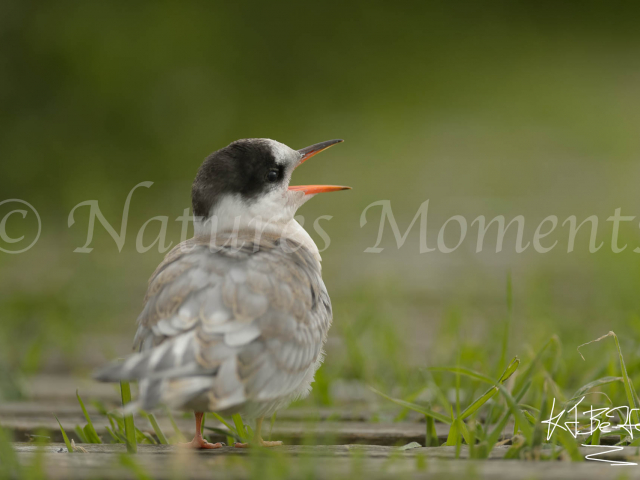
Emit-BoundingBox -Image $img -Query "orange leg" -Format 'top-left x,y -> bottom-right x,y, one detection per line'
180,412 -> 222,449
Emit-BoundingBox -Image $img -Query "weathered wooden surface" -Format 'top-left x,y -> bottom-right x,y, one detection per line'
3,415 -> 445,446
1,375 -> 451,445
0,400 -> 392,423
9,443 -> 640,479
3,374 -> 635,479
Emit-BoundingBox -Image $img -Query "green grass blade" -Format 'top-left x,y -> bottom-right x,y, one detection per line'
146,413 -> 168,445
459,387 -> 499,421
562,376 -> 622,410
140,411 -> 168,445
497,271 -> 512,375
231,414 -> 248,442
457,418 -> 472,445
206,413 -> 243,443
427,366 -> 495,385
90,400 -> 108,416
522,410 -> 536,425
446,406 -> 459,449
428,357 -> 519,388
568,376 -> 622,400
447,361 -> 466,449
518,404 -> 540,414
107,412 -> 125,434
422,373 -> 453,416
486,380 -> 531,450
120,381 -> 137,453
210,412 -> 236,434
119,454 -> 153,480
394,387 -> 427,421
268,412 -> 276,441
0,426 -> 21,477
369,386 -> 451,424
203,426 -> 243,442
530,386 -> 550,449
74,425 -> 88,444
164,408 -> 187,443
83,424 -> 102,444
611,333 -> 638,423
513,336 -> 558,396
445,412 -> 473,446
104,425 -> 124,444
54,416 -> 74,453
443,357 -> 521,449
499,357 -> 520,382
577,331 -> 640,424
136,429 -> 157,445
442,357 -> 521,443
495,383 -> 532,440
76,390 -> 101,444
555,428 -> 583,461
425,415 -> 437,446
459,359 -> 520,421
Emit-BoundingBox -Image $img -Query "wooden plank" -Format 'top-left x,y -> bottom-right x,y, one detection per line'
0,401 -> 393,422
6,443 -> 640,480
13,442 -> 640,461
2,417 -> 449,445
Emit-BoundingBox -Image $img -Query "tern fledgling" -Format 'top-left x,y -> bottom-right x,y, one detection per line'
95,138 -> 349,448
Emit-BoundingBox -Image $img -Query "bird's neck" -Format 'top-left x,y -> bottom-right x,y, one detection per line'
192,192 -> 322,267
194,217 -> 321,267
279,218 -> 322,266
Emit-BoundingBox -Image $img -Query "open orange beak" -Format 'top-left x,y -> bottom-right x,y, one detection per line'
288,139 -> 351,195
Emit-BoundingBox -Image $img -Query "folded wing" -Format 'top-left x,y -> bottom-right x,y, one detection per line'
94,235 -> 332,412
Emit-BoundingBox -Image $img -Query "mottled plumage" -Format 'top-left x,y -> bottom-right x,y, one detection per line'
95,138 -> 348,447
96,233 -> 332,418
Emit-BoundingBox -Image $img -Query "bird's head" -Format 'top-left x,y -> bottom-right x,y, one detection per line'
192,138 -> 349,236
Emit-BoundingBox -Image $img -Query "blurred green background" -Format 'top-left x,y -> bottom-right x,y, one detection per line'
2,1 -> 640,401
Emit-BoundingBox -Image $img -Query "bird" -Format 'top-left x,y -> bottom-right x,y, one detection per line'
94,138 -> 350,449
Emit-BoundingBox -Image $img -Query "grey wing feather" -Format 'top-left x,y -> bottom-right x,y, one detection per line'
94,235 -> 332,412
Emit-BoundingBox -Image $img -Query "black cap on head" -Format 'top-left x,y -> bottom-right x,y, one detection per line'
191,139 -> 289,218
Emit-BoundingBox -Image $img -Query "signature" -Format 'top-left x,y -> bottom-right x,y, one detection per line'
542,397 -> 639,465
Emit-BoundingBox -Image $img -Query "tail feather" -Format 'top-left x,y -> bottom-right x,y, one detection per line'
161,377 -> 213,409
93,332 -> 204,382
138,378 -> 164,411
93,332 -> 217,412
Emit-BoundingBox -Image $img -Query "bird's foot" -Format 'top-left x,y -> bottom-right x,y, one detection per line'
259,440 -> 283,447
180,436 -> 223,449
234,439 -> 283,448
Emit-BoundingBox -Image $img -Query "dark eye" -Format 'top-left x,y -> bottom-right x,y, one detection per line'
266,169 -> 279,182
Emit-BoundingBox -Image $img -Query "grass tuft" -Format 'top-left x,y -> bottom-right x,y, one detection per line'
119,381 -> 137,453
54,416 -> 74,453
